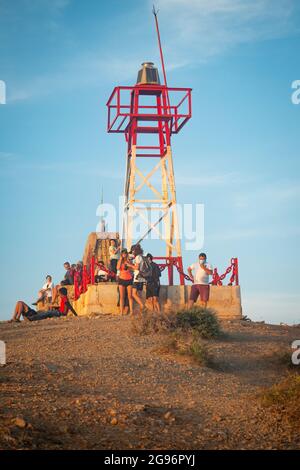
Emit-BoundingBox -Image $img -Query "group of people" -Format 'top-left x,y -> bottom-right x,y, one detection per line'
116,244 -> 162,315
9,260 -> 82,323
9,235 -> 213,321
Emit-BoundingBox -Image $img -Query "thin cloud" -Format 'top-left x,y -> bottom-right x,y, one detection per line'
8,55 -> 140,103
234,180 -> 300,208
176,171 -> 239,186
0,152 -> 17,161
6,0 -> 300,102
244,291 -> 300,324
154,0 -> 299,67
210,224 -> 300,241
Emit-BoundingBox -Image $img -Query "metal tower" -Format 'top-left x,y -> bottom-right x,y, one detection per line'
106,12 -> 192,285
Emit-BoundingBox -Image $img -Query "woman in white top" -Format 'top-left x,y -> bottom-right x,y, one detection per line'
32,275 -> 54,306
126,244 -> 146,313
109,239 -> 120,274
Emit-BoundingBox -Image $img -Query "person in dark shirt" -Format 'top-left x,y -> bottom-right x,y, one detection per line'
52,262 -> 74,304
9,287 -> 77,322
61,262 -> 75,286
146,253 -> 161,313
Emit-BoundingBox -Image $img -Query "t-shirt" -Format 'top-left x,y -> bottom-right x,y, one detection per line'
65,269 -> 74,284
150,262 -> 161,285
97,269 -> 108,277
189,261 -> 213,285
42,281 -> 54,298
59,295 -> 68,314
133,254 -> 146,283
109,245 -> 119,260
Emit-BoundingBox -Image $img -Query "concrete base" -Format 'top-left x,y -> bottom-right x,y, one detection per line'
73,284 -> 242,320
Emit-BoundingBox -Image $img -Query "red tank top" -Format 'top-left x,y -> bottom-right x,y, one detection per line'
119,261 -> 133,281
59,295 -> 68,314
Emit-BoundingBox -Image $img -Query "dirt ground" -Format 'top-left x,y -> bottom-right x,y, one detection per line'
0,314 -> 299,450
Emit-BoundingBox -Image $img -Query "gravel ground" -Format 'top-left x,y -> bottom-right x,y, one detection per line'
0,315 -> 299,450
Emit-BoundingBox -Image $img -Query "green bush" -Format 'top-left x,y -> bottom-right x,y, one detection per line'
175,307 -> 221,339
188,337 -> 212,366
159,331 -> 213,367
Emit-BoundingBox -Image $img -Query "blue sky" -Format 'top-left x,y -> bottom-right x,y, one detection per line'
0,0 -> 299,323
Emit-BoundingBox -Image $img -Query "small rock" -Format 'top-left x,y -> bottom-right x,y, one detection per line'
110,417 -> 118,425
108,408 -> 117,417
212,415 -> 222,422
12,417 -> 26,429
164,411 -> 172,420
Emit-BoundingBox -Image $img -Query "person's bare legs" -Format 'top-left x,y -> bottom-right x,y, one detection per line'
51,285 -> 61,305
188,300 -> 195,309
153,297 -> 161,313
127,286 -> 133,315
119,285 -> 125,315
10,301 -> 29,321
145,297 -> 152,311
132,288 -> 144,313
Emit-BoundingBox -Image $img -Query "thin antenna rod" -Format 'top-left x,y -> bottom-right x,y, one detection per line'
152,5 -> 168,87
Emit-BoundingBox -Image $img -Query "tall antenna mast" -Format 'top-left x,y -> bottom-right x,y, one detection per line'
152,5 -> 168,87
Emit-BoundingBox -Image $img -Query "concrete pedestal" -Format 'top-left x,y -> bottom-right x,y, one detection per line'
73,284 -> 242,320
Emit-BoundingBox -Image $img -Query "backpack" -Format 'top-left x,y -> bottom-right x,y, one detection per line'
151,262 -> 161,283
139,256 -> 153,279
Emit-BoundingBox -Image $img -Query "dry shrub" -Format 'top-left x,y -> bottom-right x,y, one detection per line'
261,374 -> 300,427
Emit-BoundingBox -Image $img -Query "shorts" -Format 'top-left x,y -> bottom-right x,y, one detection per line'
190,284 -> 210,302
61,280 -> 72,286
133,282 -> 144,292
118,278 -> 133,288
23,308 -> 37,320
24,308 -> 62,321
146,282 -> 160,299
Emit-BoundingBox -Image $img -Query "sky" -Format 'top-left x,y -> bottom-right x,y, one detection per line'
0,0 -> 299,324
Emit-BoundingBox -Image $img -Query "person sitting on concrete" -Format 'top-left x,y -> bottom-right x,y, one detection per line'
145,253 -> 161,313
10,287 -> 77,322
75,261 -> 83,284
187,253 -> 213,309
117,249 -> 133,315
32,275 -> 54,306
95,259 -> 108,282
52,262 -> 74,304
109,239 -> 120,274
61,262 -> 75,286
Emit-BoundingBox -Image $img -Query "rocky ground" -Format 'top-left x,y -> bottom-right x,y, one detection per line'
0,314 -> 299,450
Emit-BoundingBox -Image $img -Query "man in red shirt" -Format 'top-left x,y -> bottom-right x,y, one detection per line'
9,288 -> 77,322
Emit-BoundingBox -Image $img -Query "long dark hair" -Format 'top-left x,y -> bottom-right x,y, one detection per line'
133,243 -> 143,256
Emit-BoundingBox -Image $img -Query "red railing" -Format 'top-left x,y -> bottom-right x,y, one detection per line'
73,256 -> 239,300
153,256 -> 190,286
106,85 -> 192,135
73,257 -> 116,300
211,258 -> 239,286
